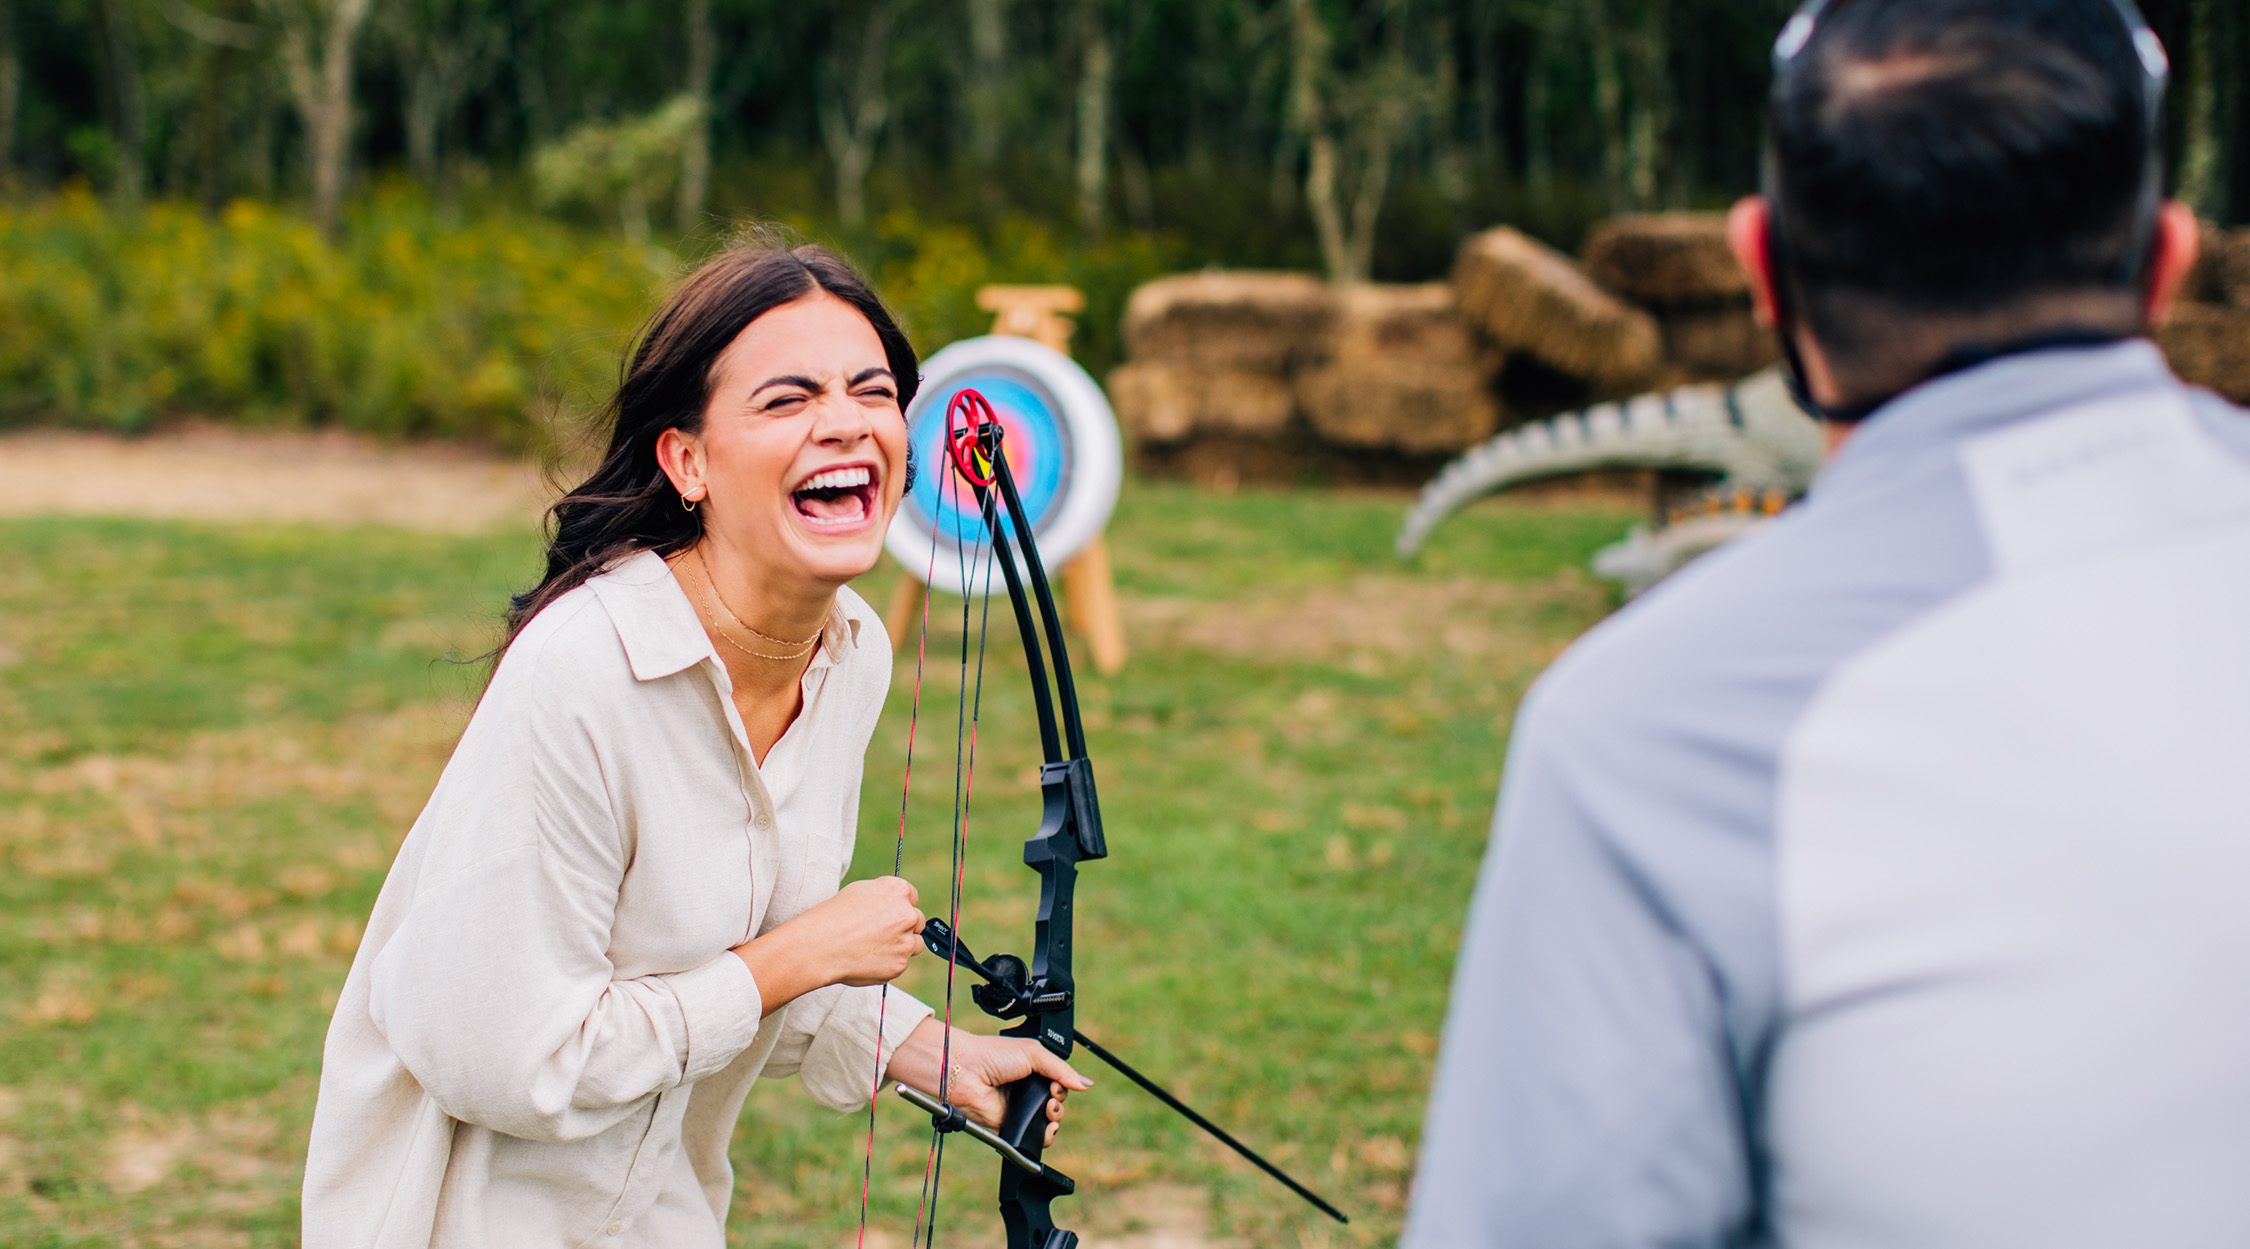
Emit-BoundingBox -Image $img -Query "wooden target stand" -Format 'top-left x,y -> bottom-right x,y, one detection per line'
882,285 -> 1129,674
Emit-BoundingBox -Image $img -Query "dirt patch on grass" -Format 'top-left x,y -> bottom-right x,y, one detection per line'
0,427 -> 551,532
105,1104 -> 283,1195
1078,1182 -> 1238,1249
843,1183 -> 1232,1249
1123,572 -> 1607,671
0,705 -> 465,1243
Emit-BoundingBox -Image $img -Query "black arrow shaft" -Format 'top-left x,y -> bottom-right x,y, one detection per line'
1067,1029 -> 1349,1225
921,917 -> 1348,1225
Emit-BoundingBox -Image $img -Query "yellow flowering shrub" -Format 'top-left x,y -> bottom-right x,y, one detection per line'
0,187 -> 1179,447
0,187 -> 661,447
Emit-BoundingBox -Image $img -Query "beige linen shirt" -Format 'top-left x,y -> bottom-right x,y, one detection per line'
303,550 -> 932,1249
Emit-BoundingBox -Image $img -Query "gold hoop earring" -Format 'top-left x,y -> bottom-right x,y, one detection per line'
682,494 -> 699,513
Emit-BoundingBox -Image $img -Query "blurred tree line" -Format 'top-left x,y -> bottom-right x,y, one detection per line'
2,0 -> 2242,282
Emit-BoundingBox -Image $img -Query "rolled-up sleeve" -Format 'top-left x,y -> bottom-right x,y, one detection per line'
762,983 -> 933,1110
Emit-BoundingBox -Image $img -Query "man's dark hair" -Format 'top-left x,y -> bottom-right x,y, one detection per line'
1770,0 -> 2157,356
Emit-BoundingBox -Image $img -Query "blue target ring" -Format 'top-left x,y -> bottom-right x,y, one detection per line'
905,369 -> 1072,547
886,336 -> 1122,597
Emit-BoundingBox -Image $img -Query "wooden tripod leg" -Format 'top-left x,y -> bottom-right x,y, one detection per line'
1062,535 -> 1127,675
884,574 -> 928,651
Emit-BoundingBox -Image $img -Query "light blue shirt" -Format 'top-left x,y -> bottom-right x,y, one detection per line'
1406,341 -> 2250,1248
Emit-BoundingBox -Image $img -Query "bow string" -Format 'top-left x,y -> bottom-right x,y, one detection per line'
863,389 -> 1348,1249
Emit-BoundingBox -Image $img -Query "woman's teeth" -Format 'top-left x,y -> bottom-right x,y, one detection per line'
799,466 -> 872,492
793,466 -> 875,526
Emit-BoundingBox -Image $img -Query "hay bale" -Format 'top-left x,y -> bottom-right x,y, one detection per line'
1453,227 -> 1663,391
1107,362 -> 1296,444
1583,213 -> 1748,306
1120,272 -> 1337,373
2177,220 -> 2231,303
1658,305 -> 1779,380
1297,363 -> 1501,453
2206,227 -> 2250,311
1294,284 -> 1502,453
1321,281 -> 1498,369
2157,302 -> 2250,403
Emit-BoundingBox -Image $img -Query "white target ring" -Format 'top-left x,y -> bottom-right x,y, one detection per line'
885,335 -> 1123,596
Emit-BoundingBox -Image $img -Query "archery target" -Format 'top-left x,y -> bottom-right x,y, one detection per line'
887,335 -> 1122,596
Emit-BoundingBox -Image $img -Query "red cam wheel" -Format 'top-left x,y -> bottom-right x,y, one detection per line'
945,389 -> 999,488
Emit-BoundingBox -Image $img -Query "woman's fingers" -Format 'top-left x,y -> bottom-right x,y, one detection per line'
1039,1085 -> 1066,1144
802,876 -> 929,986
1024,1044 -> 1093,1093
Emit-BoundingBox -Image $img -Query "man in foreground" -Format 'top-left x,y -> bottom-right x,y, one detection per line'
1407,1 -> 2250,1244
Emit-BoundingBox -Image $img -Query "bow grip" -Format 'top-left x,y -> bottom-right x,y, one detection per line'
997,1073 -> 1051,1156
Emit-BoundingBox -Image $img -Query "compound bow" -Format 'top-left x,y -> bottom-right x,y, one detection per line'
872,389 -> 1348,1249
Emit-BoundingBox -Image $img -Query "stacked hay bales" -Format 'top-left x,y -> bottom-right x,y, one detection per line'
1452,226 -> 1663,393
1106,210 -> 2250,483
1108,272 -> 1513,483
1582,213 -> 1778,382
1294,283 -> 1504,453
2160,225 -> 2250,404
1107,226 -> 1744,483
1106,273 -> 1332,473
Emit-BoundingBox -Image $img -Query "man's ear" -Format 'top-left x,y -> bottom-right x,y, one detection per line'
1728,196 -> 1781,329
2144,200 -> 2203,328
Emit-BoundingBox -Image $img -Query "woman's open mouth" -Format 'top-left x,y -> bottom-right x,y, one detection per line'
791,464 -> 878,531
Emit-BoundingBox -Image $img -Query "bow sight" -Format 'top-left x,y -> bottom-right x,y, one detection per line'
896,390 -> 1345,1249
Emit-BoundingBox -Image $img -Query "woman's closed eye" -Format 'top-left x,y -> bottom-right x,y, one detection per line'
749,375 -> 822,414
847,368 -> 896,405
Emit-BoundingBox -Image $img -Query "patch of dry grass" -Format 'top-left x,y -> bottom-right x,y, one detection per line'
0,703 -> 464,1246
0,492 -> 1633,1248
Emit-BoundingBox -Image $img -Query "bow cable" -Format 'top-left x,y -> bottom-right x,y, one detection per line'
857,438 -> 952,1249
864,402 -> 1006,1249
916,460 -> 999,1249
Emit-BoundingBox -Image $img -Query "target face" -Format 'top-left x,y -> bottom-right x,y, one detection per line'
887,336 -> 1122,596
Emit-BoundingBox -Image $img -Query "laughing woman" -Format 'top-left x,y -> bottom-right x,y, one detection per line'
303,242 -> 1089,1249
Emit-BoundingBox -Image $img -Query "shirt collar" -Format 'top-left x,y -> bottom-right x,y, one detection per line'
1813,338 -> 2183,505
587,548 -> 862,683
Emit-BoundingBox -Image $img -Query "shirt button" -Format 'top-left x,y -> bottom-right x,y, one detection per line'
606,1224 -> 623,1236
754,810 -> 773,830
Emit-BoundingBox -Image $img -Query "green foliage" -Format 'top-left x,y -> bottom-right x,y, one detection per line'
533,95 -> 704,245
0,187 -> 662,445
839,208 -> 1185,378
0,190 -> 1178,439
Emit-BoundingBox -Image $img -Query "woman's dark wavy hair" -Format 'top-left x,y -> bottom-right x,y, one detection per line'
502,236 -> 919,653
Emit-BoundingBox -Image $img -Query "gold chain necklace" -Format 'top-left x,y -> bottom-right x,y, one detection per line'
690,550 -> 822,663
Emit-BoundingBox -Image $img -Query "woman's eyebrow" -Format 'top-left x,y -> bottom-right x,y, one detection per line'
747,374 -> 823,399
848,367 -> 895,387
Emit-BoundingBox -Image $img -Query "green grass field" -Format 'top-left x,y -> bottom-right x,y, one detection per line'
0,484 -> 1635,1248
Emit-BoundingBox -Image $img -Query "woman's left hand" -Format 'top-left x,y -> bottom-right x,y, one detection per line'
889,1019 -> 1093,1148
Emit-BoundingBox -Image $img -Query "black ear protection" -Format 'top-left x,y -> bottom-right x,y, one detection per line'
1760,0 -> 2171,421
